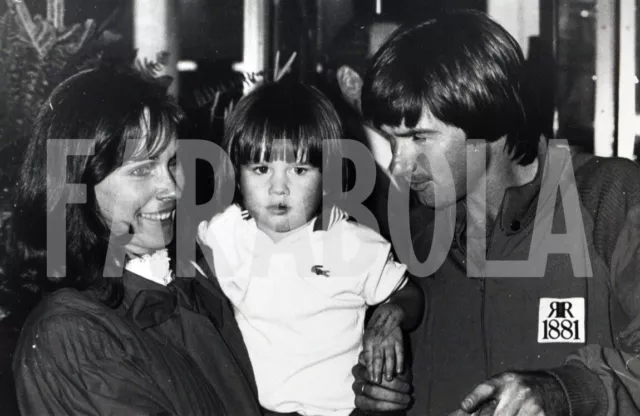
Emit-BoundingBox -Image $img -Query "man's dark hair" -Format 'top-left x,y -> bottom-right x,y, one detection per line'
362,10 -> 540,165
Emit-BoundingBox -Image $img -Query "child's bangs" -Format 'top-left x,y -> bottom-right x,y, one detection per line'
233,120 -> 324,167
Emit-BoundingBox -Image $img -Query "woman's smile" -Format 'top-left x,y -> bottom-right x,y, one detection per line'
139,209 -> 175,221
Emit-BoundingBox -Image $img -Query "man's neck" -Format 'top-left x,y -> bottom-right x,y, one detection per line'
466,139 -> 540,233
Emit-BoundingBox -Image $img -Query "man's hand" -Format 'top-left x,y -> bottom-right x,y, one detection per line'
363,303 -> 405,384
457,371 -> 567,416
352,352 -> 412,413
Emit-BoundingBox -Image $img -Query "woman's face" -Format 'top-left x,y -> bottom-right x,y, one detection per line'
95,137 -> 184,256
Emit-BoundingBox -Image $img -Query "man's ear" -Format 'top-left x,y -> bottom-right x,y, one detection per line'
336,65 -> 363,108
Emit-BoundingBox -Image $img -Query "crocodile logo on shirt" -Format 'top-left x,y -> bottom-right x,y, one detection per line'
311,265 -> 330,277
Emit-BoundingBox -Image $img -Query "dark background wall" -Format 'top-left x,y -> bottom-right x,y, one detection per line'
179,0 -> 243,61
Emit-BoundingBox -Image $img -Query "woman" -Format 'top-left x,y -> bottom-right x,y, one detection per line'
1,65 -> 262,415
1,64 -> 411,416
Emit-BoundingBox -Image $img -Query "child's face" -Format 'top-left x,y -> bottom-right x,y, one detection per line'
240,160 -> 322,241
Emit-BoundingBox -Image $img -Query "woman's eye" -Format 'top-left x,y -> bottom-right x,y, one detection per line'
168,156 -> 179,170
130,164 -> 152,177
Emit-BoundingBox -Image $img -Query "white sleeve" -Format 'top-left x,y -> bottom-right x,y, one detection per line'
327,221 -> 408,305
363,242 -> 408,305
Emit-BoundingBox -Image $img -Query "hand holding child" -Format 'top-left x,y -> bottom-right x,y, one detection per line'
363,303 -> 406,384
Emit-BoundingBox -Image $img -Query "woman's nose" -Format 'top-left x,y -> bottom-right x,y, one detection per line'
156,167 -> 183,200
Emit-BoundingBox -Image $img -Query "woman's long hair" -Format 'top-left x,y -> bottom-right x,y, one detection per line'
0,65 -> 183,324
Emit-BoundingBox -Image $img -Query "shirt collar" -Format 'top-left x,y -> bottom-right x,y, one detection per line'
496,139 -> 576,235
497,147 -> 545,234
124,249 -> 173,286
119,253 -> 226,330
312,206 -> 350,232
121,267 -> 175,313
450,139 -> 570,239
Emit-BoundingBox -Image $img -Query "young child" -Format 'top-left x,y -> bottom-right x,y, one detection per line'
198,82 -> 423,416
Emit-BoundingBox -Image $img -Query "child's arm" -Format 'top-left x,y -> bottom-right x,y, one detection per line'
383,276 -> 424,331
363,276 -> 424,384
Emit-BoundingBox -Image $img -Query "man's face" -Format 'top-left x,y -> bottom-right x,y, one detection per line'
381,109 -> 485,209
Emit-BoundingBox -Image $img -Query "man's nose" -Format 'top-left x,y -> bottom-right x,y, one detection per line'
390,144 -> 417,179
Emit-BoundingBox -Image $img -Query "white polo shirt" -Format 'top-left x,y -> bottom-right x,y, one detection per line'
199,205 -> 407,416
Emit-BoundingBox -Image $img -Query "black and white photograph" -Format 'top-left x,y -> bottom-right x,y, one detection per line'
1,0 -> 639,415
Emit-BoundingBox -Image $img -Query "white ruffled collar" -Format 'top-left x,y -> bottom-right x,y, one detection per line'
125,249 -> 174,286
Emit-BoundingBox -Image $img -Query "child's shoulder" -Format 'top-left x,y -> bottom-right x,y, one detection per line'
328,216 -> 390,246
198,204 -> 245,246
317,206 -> 389,244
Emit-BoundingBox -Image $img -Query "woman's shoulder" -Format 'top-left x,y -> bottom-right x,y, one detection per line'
24,288 -> 108,325
16,289 -> 125,357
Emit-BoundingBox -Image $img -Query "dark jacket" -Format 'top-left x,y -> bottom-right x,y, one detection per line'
13,260 -> 262,416
407,144 -> 640,416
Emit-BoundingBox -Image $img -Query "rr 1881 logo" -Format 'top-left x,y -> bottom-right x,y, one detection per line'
537,298 -> 585,343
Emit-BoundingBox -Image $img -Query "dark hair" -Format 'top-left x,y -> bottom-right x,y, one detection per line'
222,81 -> 343,204
362,10 -> 540,165
0,65 -> 183,322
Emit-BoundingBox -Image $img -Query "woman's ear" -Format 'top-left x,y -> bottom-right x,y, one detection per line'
336,65 -> 363,110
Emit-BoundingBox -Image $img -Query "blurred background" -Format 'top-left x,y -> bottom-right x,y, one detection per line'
0,2 -> 638,411
0,0 -> 638,207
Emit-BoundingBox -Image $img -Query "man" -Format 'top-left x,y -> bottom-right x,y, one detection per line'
354,10 -> 640,416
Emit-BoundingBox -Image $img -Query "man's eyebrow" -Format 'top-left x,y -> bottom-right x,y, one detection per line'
393,128 -> 440,137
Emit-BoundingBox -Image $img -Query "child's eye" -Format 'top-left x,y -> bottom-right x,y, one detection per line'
293,166 -> 308,175
252,166 -> 269,174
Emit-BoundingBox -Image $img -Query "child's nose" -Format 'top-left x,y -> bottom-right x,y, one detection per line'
268,174 -> 290,195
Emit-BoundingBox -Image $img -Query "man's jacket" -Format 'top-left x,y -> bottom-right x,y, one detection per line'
406,144 -> 640,416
